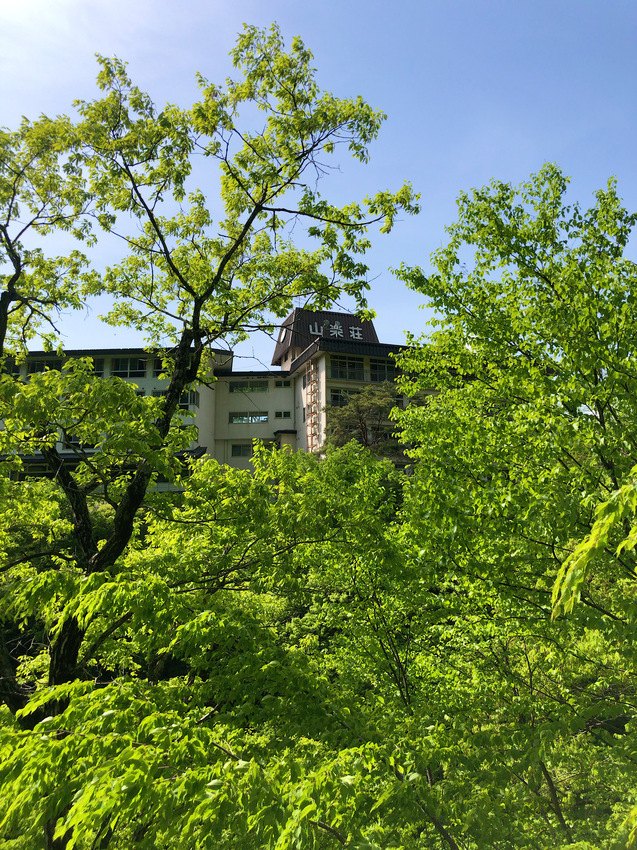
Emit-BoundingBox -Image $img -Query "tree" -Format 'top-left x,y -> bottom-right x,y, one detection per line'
8,54 -> 637,846
323,380 -> 404,457
1,443 -> 415,848
389,164 -> 637,847
0,25 -> 419,849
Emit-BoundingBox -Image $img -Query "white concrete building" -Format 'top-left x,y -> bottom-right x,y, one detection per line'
11,310 -> 404,469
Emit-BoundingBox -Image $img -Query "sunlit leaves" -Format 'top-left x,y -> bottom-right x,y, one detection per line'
391,165 -> 637,848
0,24 -> 427,850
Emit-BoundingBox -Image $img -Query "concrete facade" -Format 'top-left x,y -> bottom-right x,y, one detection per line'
11,310 -> 403,468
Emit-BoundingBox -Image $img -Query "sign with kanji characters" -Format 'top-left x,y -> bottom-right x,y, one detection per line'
308,320 -> 364,340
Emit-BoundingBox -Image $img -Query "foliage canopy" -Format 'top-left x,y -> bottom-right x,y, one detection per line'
0,24 -> 421,849
393,163 -> 637,848
2,29 -> 637,846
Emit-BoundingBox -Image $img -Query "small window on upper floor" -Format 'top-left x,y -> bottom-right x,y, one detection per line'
179,390 -> 200,409
275,379 -> 291,387
370,358 -> 397,383
111,357 -> 147,378
330,388 -> 358,407
330,355 -> 364,382
152,389 -> 200,409
6,359 -> 21,377
27,359 -> 63,374
153,355 -> 194,378
275,410 -> 291,419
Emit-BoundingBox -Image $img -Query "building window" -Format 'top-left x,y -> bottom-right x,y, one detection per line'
302,375 -> 307,389
179,390 -> 200,409
275,410 -> 291,419
370,358 -> 397,383
92,358 -> 105,377
231,444 -> 253,458
229,411 -> 268,424
152,389 -> 200,409
330,388 -> 357,407
154,355 -> 195,377
229,380 -> 268,393
330,355 -> 364,381
275,379 -> 291,387
111,357 -> 147,378
302,407 -> 306,422
27,359 -> 63,374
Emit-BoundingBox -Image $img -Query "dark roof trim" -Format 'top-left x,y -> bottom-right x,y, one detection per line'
289,339 -> 404,374
220,370 -> 286,378
16,347 -> 229,358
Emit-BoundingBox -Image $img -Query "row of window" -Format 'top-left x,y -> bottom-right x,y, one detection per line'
20,360 -> 298,389
330,356 -> 397,382
86,387 -> 200,409
228,378 -> 291,392
24,357 -> 149,378
330,388 -> 353,407
16,357 -> 155,379
19,356 -> 200,380
16,357 -> 395,385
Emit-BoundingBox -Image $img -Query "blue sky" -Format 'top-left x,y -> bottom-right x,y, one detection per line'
2,0 -> 636,366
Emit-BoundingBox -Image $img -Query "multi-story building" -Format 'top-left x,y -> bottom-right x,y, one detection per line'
9,309 -> 404,469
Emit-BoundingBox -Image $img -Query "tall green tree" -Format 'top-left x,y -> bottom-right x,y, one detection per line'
390,164 -> 637,847
324,381 -> 404,457
0,25 -> 419,849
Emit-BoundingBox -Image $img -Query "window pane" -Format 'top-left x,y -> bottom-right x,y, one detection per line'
129,358 -> 147,378
229,380 -> 268,392
231,444 -> 252,457
27,359 -> 62,374
370,359 -> 397,382
178,390 -> 200,409
330,355 -> 364,381
112,357 -> 147,378
330,388 -> 351,407
229,412 -> 268,424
